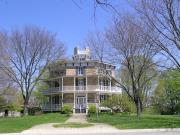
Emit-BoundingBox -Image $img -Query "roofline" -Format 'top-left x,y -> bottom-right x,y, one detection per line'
53,59 -> 115,66
49,59 -> 116,67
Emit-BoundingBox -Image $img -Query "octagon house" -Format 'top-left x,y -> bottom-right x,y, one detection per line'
42,47 -> 122,114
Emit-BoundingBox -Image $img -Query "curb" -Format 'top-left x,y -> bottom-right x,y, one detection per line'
118,128 -> 180,132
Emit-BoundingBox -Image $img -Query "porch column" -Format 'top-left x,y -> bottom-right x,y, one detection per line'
110,78 -> 112,101
61,77 -> 64,109
73,77 -> 75,114
51,82 -> 52,112
98,76 -> 99,87
110,78 -> 112,91
98,76 -> 100,111
59,79 -> 61,111
86,76 -> 88,114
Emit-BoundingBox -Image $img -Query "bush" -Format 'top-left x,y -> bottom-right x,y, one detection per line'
175,102 -> 180,114
1,104 -> 16,111
88,105 -> 96,114
143,106 -> 159,114
101,95 -> 136,114
61,105 -> 72,115
28,107 -> 42,115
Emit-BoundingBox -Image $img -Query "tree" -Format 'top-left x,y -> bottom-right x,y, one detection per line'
32,71 -> 49,108
84,31 -> 109,62
106,15 -> 158,117
0,96 -> 6,110
94,0 -> 180,70
0,87 -> 23,112
102,94 -> 135,114
0,32 -> 12,95
0,26 -> 65,115
154,70 -> 180,114
135,0 -> 180,70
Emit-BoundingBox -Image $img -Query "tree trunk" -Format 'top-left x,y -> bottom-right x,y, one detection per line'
23,99 -> 29,116
140,99 -> 143,113
135,98 -> 142,118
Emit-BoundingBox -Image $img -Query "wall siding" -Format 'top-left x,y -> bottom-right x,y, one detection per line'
86,68 -> 98,75
66,69 -> 76,76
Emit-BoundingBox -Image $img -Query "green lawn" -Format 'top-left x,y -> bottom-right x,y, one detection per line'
88,113 -> 180,129
0,113 -> 69,133
53,123 -> 93,128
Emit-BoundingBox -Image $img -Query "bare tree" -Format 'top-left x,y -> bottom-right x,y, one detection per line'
134,0 -> 180,69
84,31 -> 108,62
0,26 -> 65,115
106,15 -> 158,117
0,70 -> 11,95
0,32 -> 11,95
95,0 -> 180,70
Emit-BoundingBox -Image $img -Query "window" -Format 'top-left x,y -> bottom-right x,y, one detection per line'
55,82 -> 59,87
78,79 -> 84,86
99,79 -> 104,86
106,70 -> 112,75
100,95 -> 108,102
77,67 -> 84,75
52,96 -> 59,104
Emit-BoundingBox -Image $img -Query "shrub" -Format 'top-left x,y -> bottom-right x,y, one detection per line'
61,105 -> 72,115
88,105 -> 96,114
143,106 -> 159,114
28,107 -> 42,115
102,95 -> 136,114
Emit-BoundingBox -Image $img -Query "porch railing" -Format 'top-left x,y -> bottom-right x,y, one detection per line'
43,85 -> 122,95
88,99 -> 96,103
42,104 -> 61,111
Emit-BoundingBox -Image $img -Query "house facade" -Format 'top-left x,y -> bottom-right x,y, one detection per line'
42,47 -> 121,114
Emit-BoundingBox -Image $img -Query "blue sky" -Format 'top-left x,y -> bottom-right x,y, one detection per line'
0,0 -> 132,57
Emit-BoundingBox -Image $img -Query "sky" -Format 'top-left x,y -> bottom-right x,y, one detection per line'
0,0 -> 132,57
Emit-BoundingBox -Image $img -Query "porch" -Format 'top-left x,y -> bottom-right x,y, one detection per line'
42,93 -> 109,113
42,85 -> 121,95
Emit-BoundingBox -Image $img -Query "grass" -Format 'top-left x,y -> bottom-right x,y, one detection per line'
87,113 -> 180,129
53,123 -> 93,128
0,113 -> 69,133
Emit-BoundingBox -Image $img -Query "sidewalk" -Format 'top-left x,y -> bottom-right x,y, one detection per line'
65,113 -> 88,123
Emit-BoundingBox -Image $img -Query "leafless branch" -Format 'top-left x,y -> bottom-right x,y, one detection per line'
0,26 -> 65,115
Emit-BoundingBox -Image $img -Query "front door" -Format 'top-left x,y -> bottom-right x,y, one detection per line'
76,96 -> 86,113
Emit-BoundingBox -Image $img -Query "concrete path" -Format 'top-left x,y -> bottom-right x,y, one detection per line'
65,113 -> 88,123
21,123 -> 121,134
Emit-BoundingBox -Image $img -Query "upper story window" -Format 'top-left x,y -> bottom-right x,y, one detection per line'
55,82 -> 59,87
78,79 -> 85,86
99,69 -> 104,74
77,67 -> 84,76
